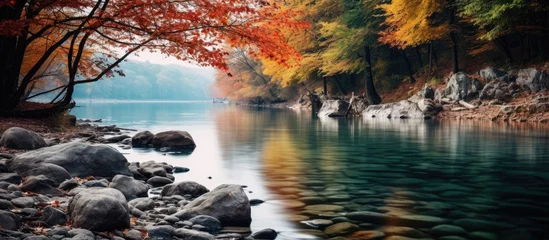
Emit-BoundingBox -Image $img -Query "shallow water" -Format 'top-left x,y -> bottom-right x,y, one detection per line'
72,101 -> 549,240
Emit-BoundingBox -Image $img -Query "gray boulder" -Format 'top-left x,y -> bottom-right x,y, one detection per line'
152,131 -> 196,149
174,228 -> 214,240
128,197 -> 155,211
479,67 -> 508,81
131,131 -> 155,147
0,209 -> 21,230
0,127 -> 46,150
173,184 -> 251,226
147,176 -> 174,187
68,188 -> 130,231
188,215 -> 222,234
362,100 -> 434,119
0,173 -> 22,184
516,68 -> 549,92
444,72 -> 471,100
110,175 -> 150,200
8,142 -> 131,178
17,163 -> 71,186
40,205 -> 67,226
317,100 -> 350,117
423,86 -> 435,100
139,161 -> 168,177
20,175 -> 63,196
161,181 -> 209,198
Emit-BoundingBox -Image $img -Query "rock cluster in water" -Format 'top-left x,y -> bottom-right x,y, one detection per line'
0,127 -> 274,240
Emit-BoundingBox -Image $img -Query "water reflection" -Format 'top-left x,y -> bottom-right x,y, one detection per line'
72,102 -> 549,239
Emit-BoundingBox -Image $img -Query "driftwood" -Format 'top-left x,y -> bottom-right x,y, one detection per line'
344,92 -> 356,117
458,100 -> 477,109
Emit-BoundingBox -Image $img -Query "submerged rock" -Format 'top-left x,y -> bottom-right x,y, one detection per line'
9,142 -> 131,178
324,222 -> 359,237
0,127 -> 46,150
173,184 -> 251,226
68,188 -> 130,231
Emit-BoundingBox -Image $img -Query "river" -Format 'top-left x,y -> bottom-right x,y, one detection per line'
71,100 -> 549,240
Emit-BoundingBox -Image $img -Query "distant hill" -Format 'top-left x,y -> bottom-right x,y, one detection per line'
73,60 -> 215,100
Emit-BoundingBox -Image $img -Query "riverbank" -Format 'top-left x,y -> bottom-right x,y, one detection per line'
0,124 -> 276,240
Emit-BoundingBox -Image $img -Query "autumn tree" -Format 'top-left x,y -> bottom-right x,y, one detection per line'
0,0 -> 300,116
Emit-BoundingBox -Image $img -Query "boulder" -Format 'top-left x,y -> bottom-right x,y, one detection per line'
128,197 -> 155,211
8,142 -> 131,178
40,205 -> 67,226
324,222 -> 359,237
59,179 -> 79,191
317,100 -> 350,117
188,215 -> 222,234
0,209 -> 21,230
0,127 -> 46,150
139,161 -> 168,178
17,163 -> 71,186
20,175 -> 64,196
444,72 -> 471,100
0,173 -> 22,184
110,175 -> 150,200
68,188 -> 130,231
173,228 -> 214,240
161,181 -> 209,198
147,176 -> 174,187
516,68 -> 549,92
101,135 -> 131,144
152,131 -> 196,149
131,131 -> 155,147
173,184 -> 251,226
423,86 -> 435,100
251,229 -> 277,240
362,100 -> 434,119
479,67 -> 508,81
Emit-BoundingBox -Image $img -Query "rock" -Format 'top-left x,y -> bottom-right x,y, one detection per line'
251,228 -> 277,240
146,225 -> 175,239
362,100 -> 433,119
346,211 -> 390,224
431,224 -> 468,237
249,199 -> 264,205
152,131 -> 196,149
174,166 -> 190,173
0,173 -> 22,184
110,175 -> 149,200
128,197 -> 155,211
423,86 -> 435,100
9,142 -> 131,178
71,233 -> 95,240
304,204 -> 344,212
479,67 -> 508,81
395,215 -> 448,228
20,163 -> 72,186
453,218 -> 515,232
11,197 -> 35,208
189,215 -> 222,234
102,135 -> 131,143
0,127 -> 47,150
68,188 -> 130,231
324,222 -> 359,237
24,236 -> 51,240
40,205 -> 67,226
125,229 -> 143,240
20,175 -> 64,196
417,99 -> 442,116
139,161 -> 168,177
469,231 -> 497,240
82,179 -> 108,188
317,100 -> 350,117
0,199 -> 15,210
347,230 -> 385,240
58,179 -> 79,191
173,184 -> 250,226
173,228 -> 214,240
380,226 -> 430,238
445,72 -> 471,100
131,131 -> 155,147
68,228 -> 94,237
302,219 -> 333,228
147,176 -> 174,187
516,68 -> 549,92
161,181 -> 209,198
0,209 -> 21,230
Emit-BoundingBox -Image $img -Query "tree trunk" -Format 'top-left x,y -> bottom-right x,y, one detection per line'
323,77 -> 328,96
496,37 -> 514,63
364,46 -> 381,104
428,42 -> 433,78
401,50 -> 416,83
449,8 -> 459,73
415,46 -> 424,68
334,75 -> 347,95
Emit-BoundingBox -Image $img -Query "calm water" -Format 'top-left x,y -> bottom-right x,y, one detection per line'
71,101 -> 549,240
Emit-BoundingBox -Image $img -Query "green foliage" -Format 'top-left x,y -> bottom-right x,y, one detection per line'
458,0 -> 526,40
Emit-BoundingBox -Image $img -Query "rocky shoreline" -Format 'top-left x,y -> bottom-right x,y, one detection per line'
291,67 -> 549,123
0,125 -> 276,240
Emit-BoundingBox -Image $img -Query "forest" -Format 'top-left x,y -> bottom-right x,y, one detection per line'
213,0 -> 549,104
